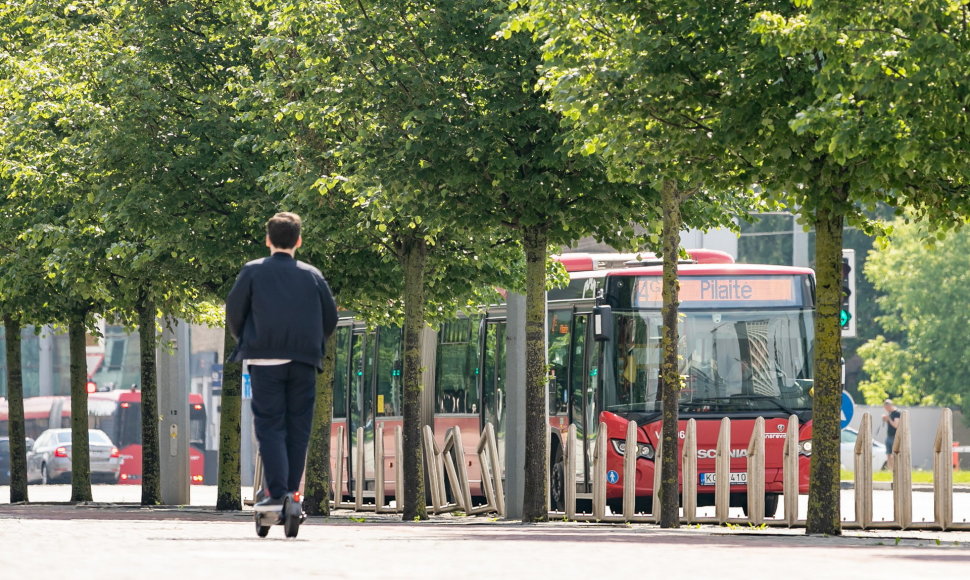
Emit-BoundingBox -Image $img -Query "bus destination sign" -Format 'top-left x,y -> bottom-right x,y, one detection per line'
634,276 -> 799,308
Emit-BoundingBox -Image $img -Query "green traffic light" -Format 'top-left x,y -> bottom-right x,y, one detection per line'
840,309 -> 852,327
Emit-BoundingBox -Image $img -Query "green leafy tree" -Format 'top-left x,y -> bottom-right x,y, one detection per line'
0,0 -> 122,502
519,0 -> 970,535
3,315 -> 27,502
0,0 -> 273,507
87,0 -> 274,508
858,218 -> 970,416
235,0 -> 549,521
749,2 -> 970,534
509,0 -> 759,526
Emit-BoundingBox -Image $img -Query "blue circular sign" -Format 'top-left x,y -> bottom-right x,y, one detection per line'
606,470 -> 619,484
840,391 -> 854,429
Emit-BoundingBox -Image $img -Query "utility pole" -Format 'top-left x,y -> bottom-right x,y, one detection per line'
504,293 -> 526,519
158,318 -> 190,505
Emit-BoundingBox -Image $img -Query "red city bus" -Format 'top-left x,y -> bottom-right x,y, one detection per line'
326,250 -> 814,515
591,261 -> 814,515
1,391 -> 207,485
87,389 -> 207,485
0,396 -> 72,440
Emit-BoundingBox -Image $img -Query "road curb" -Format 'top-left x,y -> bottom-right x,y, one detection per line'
839,482 -> 970,492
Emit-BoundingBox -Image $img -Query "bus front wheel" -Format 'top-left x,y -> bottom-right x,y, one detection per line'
740,493 -> 779,518
549,444 -> 565,513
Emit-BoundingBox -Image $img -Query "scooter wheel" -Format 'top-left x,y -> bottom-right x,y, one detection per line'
255,512 -> 271,538
283,497 -> 301,538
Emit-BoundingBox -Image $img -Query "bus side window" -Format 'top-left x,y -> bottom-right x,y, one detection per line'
436,317 -> 480,414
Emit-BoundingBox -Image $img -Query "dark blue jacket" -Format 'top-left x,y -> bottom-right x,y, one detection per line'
226,253 -> 338,371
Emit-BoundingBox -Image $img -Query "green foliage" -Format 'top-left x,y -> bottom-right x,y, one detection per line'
858,218 -> 970,416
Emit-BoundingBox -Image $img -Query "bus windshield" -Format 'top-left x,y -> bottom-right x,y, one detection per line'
603,308 -> 814,416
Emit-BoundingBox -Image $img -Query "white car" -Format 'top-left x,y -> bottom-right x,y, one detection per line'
26,428 -> 121,484
840,427 -> 888,472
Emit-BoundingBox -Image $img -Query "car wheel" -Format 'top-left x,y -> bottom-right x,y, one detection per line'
41,463 -> 49,485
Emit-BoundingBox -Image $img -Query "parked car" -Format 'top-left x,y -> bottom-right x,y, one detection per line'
840,427 -> 888,472
1,436 -> 34,485
26,428 -> 121,484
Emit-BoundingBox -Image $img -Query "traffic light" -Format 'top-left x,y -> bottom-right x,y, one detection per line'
841,249 -> 856,337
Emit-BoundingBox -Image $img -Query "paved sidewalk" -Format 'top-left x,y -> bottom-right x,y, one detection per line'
2,503 -> 970,579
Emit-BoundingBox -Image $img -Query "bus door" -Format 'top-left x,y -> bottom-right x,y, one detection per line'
347,328 -> 372,492
548,308 -> 571,428
479,320 -> 506,468
374,326 -> 403,495
568,312 -> 600,496
331,325 -> 352,495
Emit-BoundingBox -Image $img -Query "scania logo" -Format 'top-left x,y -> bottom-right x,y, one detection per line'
696,448 -> 748,459
777,424 -> 785,432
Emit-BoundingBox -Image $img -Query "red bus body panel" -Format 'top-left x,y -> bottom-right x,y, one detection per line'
600,411 -> 811,498
91,390 -> 207,486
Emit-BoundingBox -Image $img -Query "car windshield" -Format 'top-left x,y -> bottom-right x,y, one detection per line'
56,432 -> 71,443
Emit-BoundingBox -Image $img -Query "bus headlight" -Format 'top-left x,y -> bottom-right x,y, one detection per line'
610,439 -> 655,460
798,439 -> 813,456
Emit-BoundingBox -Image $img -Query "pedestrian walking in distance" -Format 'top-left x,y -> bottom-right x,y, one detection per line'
226,212 -> 338,511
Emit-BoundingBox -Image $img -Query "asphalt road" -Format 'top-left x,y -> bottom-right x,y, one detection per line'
2,484 -> 970,579
1,502 -> 970,580
5,483 -> 970,524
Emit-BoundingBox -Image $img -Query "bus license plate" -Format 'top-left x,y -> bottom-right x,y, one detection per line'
699,472 -> 747,486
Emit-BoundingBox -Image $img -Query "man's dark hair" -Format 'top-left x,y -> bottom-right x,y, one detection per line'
266,212 -> 302,249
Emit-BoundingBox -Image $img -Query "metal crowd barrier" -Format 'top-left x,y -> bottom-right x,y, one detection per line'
420,424 -> 504,516
326,422 -> 504,517
551,409 -> 970,530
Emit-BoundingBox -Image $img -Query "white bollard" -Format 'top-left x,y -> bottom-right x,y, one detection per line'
593,422 -> 607,521
715,417 -> 731,523
854,412 -> 874,528
892,410 -> 913,529
565,424 -> 577,520
682,419 -> 698,524
623,419 -> 637,520
933,408 -> 954,530
745,417 -> 766,525
782,414 -> 799,526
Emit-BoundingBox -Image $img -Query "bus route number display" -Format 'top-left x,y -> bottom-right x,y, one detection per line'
634,276 -> 799,308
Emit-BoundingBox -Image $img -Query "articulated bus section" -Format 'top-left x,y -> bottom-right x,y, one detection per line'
328,250 -> 817,516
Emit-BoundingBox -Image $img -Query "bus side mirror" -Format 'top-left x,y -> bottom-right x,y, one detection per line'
593,305 -> 612,341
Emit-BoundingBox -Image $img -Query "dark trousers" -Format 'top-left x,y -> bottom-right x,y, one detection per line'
250,361 -> 317,499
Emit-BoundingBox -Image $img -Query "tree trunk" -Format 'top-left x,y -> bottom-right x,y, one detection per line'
4,316 -> 28,503
401,238 -> 428,521
217,328 -> 243,510
805,195 -> 845,536
304,344 -> 335,516
521,224 -> 549,522
137,298 -> 162,505
69,312 -> 92,502
659,180 -> 683,528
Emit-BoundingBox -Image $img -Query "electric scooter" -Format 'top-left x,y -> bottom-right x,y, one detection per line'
252,454 -> 306,538
254,490 -> 306,538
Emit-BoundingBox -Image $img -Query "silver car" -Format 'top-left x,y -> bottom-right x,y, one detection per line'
26,428 -> 121,484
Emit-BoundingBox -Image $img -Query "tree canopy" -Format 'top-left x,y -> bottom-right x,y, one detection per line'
858,218 -> 970,417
